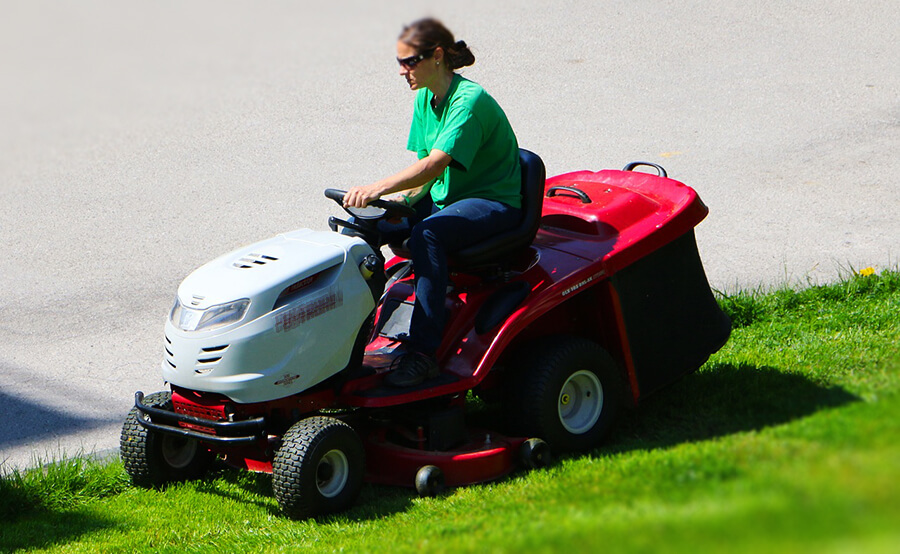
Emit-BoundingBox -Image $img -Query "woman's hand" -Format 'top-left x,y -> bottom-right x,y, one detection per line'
343,185 -> 383,209
344,150 -> 450,209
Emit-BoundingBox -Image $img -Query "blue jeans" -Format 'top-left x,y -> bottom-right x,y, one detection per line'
396,197 -> 521,355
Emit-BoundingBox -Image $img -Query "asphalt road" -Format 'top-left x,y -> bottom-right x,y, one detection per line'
1,1 -> 898,471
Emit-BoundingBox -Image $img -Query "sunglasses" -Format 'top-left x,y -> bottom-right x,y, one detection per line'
396,49 -> 435,69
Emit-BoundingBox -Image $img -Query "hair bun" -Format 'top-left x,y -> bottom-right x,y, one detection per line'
449,39 -> 474,69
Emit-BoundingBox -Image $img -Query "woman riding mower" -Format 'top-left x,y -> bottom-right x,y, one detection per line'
343,18 -> 523,388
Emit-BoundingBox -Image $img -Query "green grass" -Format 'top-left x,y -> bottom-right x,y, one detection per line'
2,270 -> 898,553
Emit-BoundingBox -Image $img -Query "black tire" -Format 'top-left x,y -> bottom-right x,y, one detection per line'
414,465 -> 446,497
120,391 -> 213,487
505,336 -> 623,452
272,416 -> 365,519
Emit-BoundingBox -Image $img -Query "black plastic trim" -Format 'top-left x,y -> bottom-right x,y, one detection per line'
622,161 -> 668,178
546,186 -> 592,203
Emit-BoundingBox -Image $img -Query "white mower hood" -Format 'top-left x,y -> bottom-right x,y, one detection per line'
162,229 -> 378,403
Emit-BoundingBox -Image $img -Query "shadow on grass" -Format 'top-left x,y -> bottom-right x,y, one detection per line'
606,362 -> 860,452
0,460 -> 128,552
187,462 -> 418,522
330,362 -> 861,523
15,361 -> 851,535
0,503 -> 120,553
189,468 -> 281,515
319,362 -> 862,523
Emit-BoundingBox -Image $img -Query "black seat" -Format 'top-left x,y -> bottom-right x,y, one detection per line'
448,148 -> 546,268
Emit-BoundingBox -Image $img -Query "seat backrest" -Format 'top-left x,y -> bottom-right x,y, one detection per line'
450,148 -> 546,268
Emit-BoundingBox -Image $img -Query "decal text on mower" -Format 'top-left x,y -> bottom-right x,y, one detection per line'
275,288 -> 343,333
561,272 -> 603,297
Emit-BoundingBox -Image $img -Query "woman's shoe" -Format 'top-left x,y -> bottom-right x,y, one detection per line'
385,351 -> 439,387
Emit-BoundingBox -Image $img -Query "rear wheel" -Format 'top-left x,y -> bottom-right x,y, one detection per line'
120,391 -> 213,487
505,337 -> 623,452
272,416 -> 365,519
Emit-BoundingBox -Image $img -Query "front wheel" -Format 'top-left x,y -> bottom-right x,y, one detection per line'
272,416 -> 365,519
120,391 -> 213,487
505,337 -> 623,452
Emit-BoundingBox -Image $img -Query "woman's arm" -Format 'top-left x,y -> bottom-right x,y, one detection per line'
343,149 -> 452,208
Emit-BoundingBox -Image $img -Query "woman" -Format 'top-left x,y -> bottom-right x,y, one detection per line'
344,18 -> 522,387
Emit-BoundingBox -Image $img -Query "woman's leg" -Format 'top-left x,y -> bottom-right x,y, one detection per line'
406,198 -> 522,355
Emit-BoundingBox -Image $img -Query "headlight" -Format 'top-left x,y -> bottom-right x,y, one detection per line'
170,298 -> 251,332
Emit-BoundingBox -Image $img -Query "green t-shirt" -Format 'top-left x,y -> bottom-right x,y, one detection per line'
407,74 -> 521,209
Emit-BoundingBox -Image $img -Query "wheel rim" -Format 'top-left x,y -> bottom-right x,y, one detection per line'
160,436 -> 199,469
316,449 -> 350,498
558,370 -> 603,434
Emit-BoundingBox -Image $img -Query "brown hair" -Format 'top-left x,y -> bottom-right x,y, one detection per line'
398,18 -> 475,70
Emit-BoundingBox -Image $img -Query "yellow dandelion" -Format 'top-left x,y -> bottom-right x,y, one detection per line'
859,267 -> 876,277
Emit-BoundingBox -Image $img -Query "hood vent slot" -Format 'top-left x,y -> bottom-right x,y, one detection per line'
234,253 -> 279,269
201,345 -> 229,354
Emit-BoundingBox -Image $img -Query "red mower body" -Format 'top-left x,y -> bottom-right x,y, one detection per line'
124,158 -> 730,517
346,165 -> 727,408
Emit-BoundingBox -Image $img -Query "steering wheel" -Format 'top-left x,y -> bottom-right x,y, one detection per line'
324,188 -> 417,220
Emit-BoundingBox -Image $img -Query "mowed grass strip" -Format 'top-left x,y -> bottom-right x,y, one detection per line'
1,270 -> 898,553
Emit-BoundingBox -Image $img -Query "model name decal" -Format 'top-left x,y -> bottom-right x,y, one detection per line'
275,287 -> 343,333
561,272 -> 603,297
